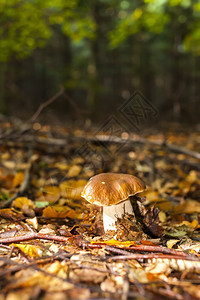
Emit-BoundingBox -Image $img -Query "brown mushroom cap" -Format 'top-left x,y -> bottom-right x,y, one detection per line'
81,173 -> 145,206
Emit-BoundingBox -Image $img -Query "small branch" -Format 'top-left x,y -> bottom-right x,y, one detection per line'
64,93 -> 88,118
93,134 -> 200,160
29,88 -> 65,122
0,233 -> 74,244
75,237 -> 188,258
109,253 -> 200,262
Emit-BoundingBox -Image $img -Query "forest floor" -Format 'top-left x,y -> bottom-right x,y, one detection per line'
0,115 -> 200,300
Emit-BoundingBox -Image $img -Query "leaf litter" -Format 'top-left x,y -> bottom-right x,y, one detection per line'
0,118 -> 200,299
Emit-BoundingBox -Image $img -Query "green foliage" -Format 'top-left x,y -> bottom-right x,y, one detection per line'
0,0 -> 95,61
0,0 -> 200,61
108,0 -> 200,55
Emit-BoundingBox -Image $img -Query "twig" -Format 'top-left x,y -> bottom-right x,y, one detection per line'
30,88 -> 65,122
109,253 -> 200,261
125,244 -> 187,257
64,93 -> 88,118
0,233 -> 74,244
93,134 -> 200,160
75,237 -> 133,256
89,243 -> 188,257
75,237 -> 189,258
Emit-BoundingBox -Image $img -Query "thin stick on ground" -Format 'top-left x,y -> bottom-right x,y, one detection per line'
0,233 -> 74,244
75,237 -> 189,258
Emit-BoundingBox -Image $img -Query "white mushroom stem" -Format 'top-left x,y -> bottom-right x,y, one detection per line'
103,199 -> 133,232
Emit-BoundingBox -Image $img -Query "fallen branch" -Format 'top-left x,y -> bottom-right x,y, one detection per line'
0,233 -> 73,244
75,237 -> 189,258
93,134 -> 200,160
29,87 -> 65,122
109,253 -> 200,262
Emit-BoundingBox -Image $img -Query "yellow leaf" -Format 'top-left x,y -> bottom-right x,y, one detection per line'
91,239 -> 136,247
159,211 -> 166,223
13,197 -> 35,209
54,162 -> 69,171
140,190 -> 159,202
67,165 -> 82,177
2,160 -> 16,169
43,185 -> 60,196
13,172 -> 24,187
42,206 -> 82,219
176,219 -> 199,229
166,239 -> 179,249
60,179 -> 87,199
42,185 -> 60,202
0,208 -> 23,219
11,243 -> 42,257
174,200 -> 200,214
155,201 -> 173,211
186,170 -> 197,183
26,217 -> 38,230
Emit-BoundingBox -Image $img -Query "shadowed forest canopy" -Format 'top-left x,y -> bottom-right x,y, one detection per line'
0,0 -> 200,122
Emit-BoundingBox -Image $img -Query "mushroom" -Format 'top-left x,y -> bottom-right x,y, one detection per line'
81,173 -> 145,232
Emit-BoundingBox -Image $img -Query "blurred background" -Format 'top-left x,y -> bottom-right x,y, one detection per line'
0,0 -> 200,125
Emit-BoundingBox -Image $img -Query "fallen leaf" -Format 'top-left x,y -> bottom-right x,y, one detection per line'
42,206 -> 82,219
2,161 -> 16,170
13,197 -> 35,209
91,239 -> 136,247
59,179 -> 86,200
13,172 -> 24,187
11,243 -> 42,257
67,165 -> 82,177
26,217 -> 38,230
166,239 -> 179,249
173,199 -> 200,214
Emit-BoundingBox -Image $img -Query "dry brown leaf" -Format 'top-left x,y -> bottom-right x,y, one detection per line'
147,258 -> 200,274
69,268 -> 106,284
2,161 -> 16,170
7,262 -> 73,292
5,288 -> 33,300
128,268 -> 149,284
0,208 -> 24,220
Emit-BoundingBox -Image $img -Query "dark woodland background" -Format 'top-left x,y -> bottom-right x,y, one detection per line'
0,0 -> 200,125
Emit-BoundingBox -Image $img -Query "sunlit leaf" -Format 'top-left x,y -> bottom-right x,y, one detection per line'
60,179 -> 86,199
13,197 -> 35,209
10,243 -> 42,257
42,205 -> 82,219
13,172 -> 24,187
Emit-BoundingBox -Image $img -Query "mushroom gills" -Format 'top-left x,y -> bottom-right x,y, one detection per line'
103,199 -> 133,232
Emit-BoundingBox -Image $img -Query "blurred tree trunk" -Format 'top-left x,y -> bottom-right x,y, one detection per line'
87,2 -> 101,113
0,63 -> 7,114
